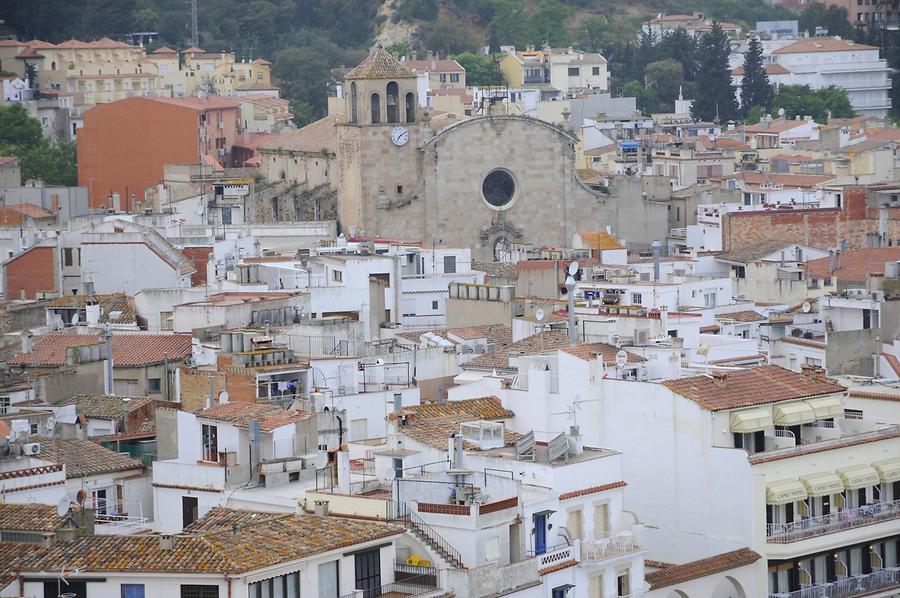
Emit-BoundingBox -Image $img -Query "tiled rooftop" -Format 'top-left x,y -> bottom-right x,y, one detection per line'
258,115 -> 340,155
402,413 -> 521,451
714,310 -> 766,323
408,396 -> 514,421
344,48 -> 417,80
560,343 -> 646,363
805,247 -> 900,283
7,333 -> 192,367
715,240 -> 805,264
47,293 -> 137,325
58,394 -> 152,419
34,437 -> 143,478
396,324 -> 512,348
464,331 -> 644,371
645,547 -> 761,589
195,402 -> 315,432
15,514 -> 404,574
663,366 -> 845,411
0,503 -> 65,532
182,507 -> 286,532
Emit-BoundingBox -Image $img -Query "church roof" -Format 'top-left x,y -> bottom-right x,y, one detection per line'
344,47 -> 417,80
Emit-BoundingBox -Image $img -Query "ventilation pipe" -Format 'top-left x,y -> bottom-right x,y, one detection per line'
652,240 -> 661,282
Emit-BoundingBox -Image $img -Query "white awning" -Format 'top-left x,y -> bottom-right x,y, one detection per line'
766,479 -> 808,505
800,472 -> 844,497
837,464 -> 880,490
804,396 -> 844,420
773,401 -> 817,426
729,407 -> 773,433
873,458 -> 900,483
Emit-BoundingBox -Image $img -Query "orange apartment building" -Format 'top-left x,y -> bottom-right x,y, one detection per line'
77,96 -> 241,210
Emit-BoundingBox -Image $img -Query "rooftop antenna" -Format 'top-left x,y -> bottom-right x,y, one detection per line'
191,0 -> 199,48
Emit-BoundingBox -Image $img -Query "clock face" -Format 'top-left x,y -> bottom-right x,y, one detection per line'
390,126 -> 409,146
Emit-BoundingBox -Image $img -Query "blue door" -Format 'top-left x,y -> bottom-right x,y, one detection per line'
534,513 -> 547,555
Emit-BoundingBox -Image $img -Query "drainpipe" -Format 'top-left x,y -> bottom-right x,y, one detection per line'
566,275 -> 576,346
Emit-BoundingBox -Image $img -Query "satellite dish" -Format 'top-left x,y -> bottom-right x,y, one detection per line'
383,468 -> 396,481
10,420 -> 29,434
70,312 -> 79,325
568,261 -> 579,276
615,350 -> 628,366
801,302 -> 812,314
697,345 -> 710,357
75,489 -> 87,505
46,416 -> 56,433
375,358 -> 384,366
217,391 -> 229,404
57,496 -> 70,517
312,453 -> 328,470
535,308 -> 545,321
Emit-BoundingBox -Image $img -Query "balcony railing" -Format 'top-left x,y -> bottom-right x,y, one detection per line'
338,573 -> 438,598
770,567 -> 900,598
93,498 -> 149,534
581,532 -> 642,561
767,499 -> 900,543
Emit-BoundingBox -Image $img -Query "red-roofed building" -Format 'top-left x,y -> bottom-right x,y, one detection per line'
804,247 -> 900,287
77,96 -> 242,209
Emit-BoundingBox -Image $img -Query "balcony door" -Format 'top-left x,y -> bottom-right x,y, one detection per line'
534,513 -> 547,555
354,548 -> 381,598
182,495 -> 198,529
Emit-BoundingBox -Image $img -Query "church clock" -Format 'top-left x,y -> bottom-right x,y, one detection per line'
390,127 -> 409,146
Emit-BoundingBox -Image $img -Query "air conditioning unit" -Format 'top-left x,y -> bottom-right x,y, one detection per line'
23,443 -> 41,456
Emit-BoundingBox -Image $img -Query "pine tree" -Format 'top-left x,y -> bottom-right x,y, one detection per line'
740,37 -> 774,117
690,23 -> 739,123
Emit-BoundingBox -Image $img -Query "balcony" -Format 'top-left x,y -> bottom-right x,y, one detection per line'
770,567 -> 900,598
766,499 -> 900,543
580,531 -> 643,562
338,572 -> 441,598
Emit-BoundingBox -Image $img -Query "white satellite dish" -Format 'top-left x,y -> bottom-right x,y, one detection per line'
70,312 -> 79,325
383,468 -> 396,481
56,496 -> 70,517
535,308 -> 545,321
801,302 -> 812,314
46,416 -> 56,433
615,350 -> 628,366
697,344 -> 710,357
217,391 -> 229,405
312,453 -> 328,470
568,261 -> 579,276
10,420 -> 29,434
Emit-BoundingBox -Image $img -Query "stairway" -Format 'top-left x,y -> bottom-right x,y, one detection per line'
391,502 -> 466,569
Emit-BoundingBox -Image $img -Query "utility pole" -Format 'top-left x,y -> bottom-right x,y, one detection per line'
100,325 -> 113,395
191,0 -> 199,48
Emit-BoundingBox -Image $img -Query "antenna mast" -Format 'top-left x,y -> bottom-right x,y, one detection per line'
191,0 -> 199,48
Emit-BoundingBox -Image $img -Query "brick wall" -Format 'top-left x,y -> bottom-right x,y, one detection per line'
722,187 -> 900,252
3,246 -> 55,299
178,367 -> 226,412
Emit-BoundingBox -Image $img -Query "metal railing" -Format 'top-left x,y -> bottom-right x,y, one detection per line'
767,500 -> 900,543
337,573 -> 438,598
388,501 -> 465,569
93,498 -> 149,533
581,532 -> 642,561
770,567 -> 900,598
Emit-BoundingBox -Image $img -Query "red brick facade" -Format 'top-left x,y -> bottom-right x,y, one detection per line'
722,187 -> 900,252
3,246 -> 56,299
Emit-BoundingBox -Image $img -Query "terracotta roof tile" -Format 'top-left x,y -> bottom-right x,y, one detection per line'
715,310 -> 766,323
395,324 -> 512,347
848,389 -> 900,402
34,437 -> 143,478
716,240 -> 800,264
402,413 -> 520,451
47,293 -> 137,325
472,261 -> 518,280
805,247 -> 900,283
561,343 -> 646,363
645,548 -> 761,589
558,481 -> 626,500
7,333 -> 192,367
58,394 -> 152,419
738,171 -> 833,188
0,503 -> 65,532
16,513 -> 405,574
408,396 -> 513,421
663,365 -> 845,411
258,116 -> 340,155
402,59 -> 464,73
344,48 -> 417,80
578,231 -> 624,250
182,506 -> 285,532
196,402 -> 315,432
773,38 -> 878,54
539,559 -> 577,575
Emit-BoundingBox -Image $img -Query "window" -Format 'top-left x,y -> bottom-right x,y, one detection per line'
160,311 -> 173,331
592,66 -> 600,76
396,185 -> 403,194
332,270 -> 343,283
566,508 -> 582,540
62,247 -> 74,267
844,408 -> 863,420
568,67 -> 580,76
704,291 -> 717,307
180,585 -> 219,598
432,300 -> 439,310
30,423 -> 38,435
318,562 -> 339,598
93,488 -> 108,515
443,255 -> 457,274
616,572 -> 630,597
201,423 -> 218,462
862,309 -> 872,329
386,81 -> 399,123
0,397 -> 8,414
631,293 -> 642,305
405,92 -> 415,123
393,457 -> 403,479
148,378 -> 161,393
370,93 -> 381,124
482,169 -> 516,208
122,584 -> 145,598
250,573 -> 300,598
450,73 -> 460,83
440,73 -> 447,82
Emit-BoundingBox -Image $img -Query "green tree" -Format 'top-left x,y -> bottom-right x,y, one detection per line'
453,52 -> 501,86
745,105 -> 765,125
691,23 -> 738,122
420,13 -> 480,54
773,85 -> 855,122
740,37 -> 774,117
578,16 -> 610,52
622,79 -> 659,115
0,104 -> 43,148
0,104 -> 76,185
798,3 -> 854,38
527,0 -> 571,47
644,59 -> 683,108
131,7 -> 160,31
658,28 -> 697,81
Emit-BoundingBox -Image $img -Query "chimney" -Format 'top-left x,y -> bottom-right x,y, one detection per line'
20,330 -> 34,354
159,534 -> 174,550
711,371 -> 728,384
392,391 -> 403,416
314,500 -> 330,517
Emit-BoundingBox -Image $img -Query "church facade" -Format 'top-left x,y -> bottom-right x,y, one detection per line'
333,49 -> 616,260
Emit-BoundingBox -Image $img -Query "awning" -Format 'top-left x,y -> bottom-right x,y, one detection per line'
800,472 -> 844,497
804,396 -> 844,420
730,407 -> 773,433
837,464 -> 880,490
873,458 -> 900,483
773,401 -> 817,426
766,479 -> 808,505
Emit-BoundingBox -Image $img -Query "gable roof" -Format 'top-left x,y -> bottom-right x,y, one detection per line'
645,548 -> 761,589
0,503 -> 65,532
805,247 -> 900,282
402,413 -> 522,450
663,365 -> 845,411
560,343 -> 646,363
34,437 -> 143,477
47,293 -> 137,326
773,38 -> 878,54
7,334 -> 192,367
743,118 -> 814,134
57,394 -> 152,419
463,330 -> 569,371
402,59 -> 464,73
152,46 -> 177,54
195,402 -> 315,432
716,240 -> 800,264
15,513 -> 404,575
408,396 -> 514,421
258,115 -> 340,155
344,47 -> 417,80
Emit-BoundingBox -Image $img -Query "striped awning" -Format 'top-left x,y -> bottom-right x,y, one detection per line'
730,407 -> 773,433
766,479 -> 808,505
774,401 -> 817,426
873,458 -> 900,483
837,464 -> 880,490
800,472 -> 844,497
804,396 -> 844,420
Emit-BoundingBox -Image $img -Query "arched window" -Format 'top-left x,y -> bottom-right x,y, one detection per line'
405,92 -> 415,123
386,82 -> 399,123
51,61 -> 57,71
350,82 -> 358,124
371,93 -> 381,124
